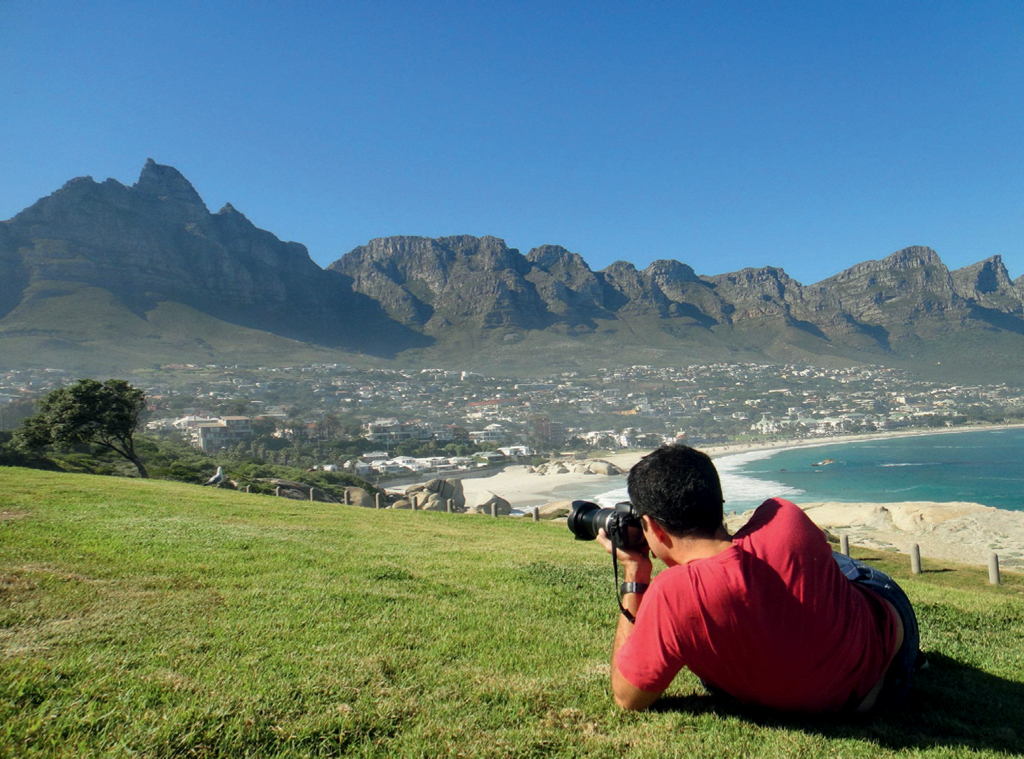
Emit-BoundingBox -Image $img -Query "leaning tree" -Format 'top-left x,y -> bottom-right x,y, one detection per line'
15,378 -> 149,478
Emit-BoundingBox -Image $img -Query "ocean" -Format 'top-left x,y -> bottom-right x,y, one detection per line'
578,427 -> 1024,514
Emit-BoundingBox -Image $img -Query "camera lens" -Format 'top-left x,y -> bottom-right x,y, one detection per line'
567,500 -> 610,541
568,499 -> 647,551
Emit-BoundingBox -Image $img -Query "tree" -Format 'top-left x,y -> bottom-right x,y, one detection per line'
14,379 -> 150,478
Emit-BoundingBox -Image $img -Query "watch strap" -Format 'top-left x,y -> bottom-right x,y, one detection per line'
620,581 -> 649,595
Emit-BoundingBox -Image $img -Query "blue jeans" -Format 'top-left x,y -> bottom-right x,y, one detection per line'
833,552 -> 920,712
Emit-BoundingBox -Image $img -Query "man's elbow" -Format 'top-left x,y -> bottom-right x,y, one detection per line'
613,692 -> 652,711
611,676 -> 660,711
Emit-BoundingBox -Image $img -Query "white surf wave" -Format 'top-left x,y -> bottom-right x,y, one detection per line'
583,449 -> 805,513
715,451 -> 805,510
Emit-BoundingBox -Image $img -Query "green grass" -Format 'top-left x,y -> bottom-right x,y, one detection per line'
1,468 -> 1023,757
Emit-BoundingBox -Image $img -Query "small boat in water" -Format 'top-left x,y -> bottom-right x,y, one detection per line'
811,458 -> 835,467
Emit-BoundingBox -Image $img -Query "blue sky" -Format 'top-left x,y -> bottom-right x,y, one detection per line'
2,1 -> 1022,284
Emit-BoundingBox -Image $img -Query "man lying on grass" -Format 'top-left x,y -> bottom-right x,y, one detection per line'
596,444 -> 920,714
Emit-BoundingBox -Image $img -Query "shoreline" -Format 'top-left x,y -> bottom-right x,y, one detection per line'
401,423 -> 1024,570
448,422 -> 1024,511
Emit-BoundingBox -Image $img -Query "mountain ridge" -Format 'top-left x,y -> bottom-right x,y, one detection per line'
3,161 -> 1024,381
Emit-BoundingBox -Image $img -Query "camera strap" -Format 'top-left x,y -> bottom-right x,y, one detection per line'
612,551 -> 637,624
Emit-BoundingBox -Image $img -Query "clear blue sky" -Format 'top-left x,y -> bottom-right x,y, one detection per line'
2,1 -> 1022,285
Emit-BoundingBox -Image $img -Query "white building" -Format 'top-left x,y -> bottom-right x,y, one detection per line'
190,416 -> 254,453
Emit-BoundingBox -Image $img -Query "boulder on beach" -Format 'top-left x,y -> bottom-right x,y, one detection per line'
345,486 -> 375,508
537,500 -> 573,520
584,459 -> 621,476
404,478 -> 466,512
532,459 -> 622,477
467,492 -> 512,516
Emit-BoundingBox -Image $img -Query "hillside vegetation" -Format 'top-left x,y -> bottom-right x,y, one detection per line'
1,469 -> 1023,757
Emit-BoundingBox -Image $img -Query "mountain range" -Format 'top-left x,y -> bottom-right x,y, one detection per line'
2,160 -> 1023,381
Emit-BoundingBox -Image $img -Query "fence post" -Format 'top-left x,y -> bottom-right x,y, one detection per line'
532,506 -> 540,522
245,485 -> 251,493
446,499 -> 452,513
275,486 -> 281,497
910,544 -> 922,575
491,502 -> 498,518
375,493 -> 382,509
840,535 -> 849,556
989,552 -> 1001,585
343,489 -> 350,505
309,487 -> 315,502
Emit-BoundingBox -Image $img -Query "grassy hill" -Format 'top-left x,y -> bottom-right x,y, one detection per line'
0,282 -> 350,373
1,469 -> 1022,757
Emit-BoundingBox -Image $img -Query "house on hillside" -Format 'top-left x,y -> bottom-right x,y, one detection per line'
190,416 -> 254,453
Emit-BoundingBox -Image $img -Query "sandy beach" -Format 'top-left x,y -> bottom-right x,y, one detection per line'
430,426 -> 1024,571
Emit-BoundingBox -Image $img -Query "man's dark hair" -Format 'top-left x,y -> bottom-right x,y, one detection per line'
627,444 -> 725,538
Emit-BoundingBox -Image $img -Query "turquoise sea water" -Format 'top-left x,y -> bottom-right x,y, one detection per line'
719,427 -> 1024,513
580,427 -> 1024,514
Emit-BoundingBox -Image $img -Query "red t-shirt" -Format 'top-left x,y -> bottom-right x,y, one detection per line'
616,498 -> 898,712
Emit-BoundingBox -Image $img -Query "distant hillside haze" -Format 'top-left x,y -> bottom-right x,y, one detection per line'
2,160 -> 1024,380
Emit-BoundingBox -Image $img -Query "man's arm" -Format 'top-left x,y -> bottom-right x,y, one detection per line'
597,529 -> 663,710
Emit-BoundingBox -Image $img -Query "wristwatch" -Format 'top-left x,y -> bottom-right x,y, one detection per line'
620,582 -> 649,595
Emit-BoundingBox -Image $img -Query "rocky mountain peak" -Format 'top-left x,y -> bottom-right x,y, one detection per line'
526,244 -> 591,272
821,246 -> 947,286
707,265 -> 797,289
951,256 -> 1022,313
883,245 -> 942,270
602,260 -> 639,277
133,158 -> 208,221
958,255 -> 1011,293
645,259 -> 700,283
214,202 -> 253,226
439,235 -> 529,274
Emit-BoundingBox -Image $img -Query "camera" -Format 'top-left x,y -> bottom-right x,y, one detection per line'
567,500 -> 647,552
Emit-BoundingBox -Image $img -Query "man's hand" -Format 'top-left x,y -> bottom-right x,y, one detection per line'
595,528 -> 652,583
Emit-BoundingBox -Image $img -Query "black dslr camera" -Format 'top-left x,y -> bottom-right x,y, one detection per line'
567,500 -> 647,552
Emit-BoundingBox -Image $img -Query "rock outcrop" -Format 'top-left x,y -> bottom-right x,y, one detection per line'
344,486 -> 375,508
537,500 -> 574,520
466,492 -> 512,516
330,235 -> 549,333
531,459 -> 621,476
951,256 -> 1022,314
403,478 -> 466,512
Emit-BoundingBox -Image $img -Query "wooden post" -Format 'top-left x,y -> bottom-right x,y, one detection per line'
343,489 -> 350,505
840,535 -> 849,556
309,487 -> 316,502
910,544 -> 922,575
446,499 -> 452,513
491,502 -> 497,518
245,485 -> 250,493
532,506 -> 540,522
375,493 -> 382,509
275,486 -> 281,497
989,552 -> 1001,585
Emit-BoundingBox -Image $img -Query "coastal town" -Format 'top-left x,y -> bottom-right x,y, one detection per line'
2,362 -> 1023,478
